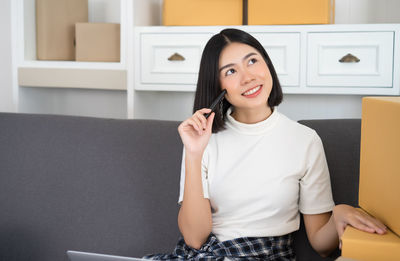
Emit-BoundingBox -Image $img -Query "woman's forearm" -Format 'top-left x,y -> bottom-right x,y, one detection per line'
177,152 -> 212,249
308,213 -> 339,257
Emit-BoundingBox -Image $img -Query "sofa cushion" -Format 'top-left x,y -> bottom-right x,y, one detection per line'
0,113 -> 361,261
0,113 -> 182,260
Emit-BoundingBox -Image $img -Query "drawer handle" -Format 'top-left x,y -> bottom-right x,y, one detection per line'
168,53 -> 185,61
339,53 -> 360,63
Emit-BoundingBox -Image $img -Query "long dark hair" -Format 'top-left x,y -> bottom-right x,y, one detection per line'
193,28 -> 283,133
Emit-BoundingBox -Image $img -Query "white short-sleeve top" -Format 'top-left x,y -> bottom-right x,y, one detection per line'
178,108 -> 335,242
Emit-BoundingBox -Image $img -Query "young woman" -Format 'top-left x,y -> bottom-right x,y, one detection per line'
146,28 -> 387,260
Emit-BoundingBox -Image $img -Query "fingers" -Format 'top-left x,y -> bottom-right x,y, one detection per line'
341,208 -> 388,235
191,115 -> 204,134
186,118 -> 202,134
351,220 -> 376,234
179,108 -> 212,136
354,212 -> 387,234
194,109 -> 210,130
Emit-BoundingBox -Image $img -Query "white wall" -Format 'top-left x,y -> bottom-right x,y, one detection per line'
1,0 -> 400,120
19,87 -> 127,119
0,0 -> 16,112
335,0 -> 400,24
279,94 -> 363,121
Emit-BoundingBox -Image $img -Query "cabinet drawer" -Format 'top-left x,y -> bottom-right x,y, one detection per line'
307,32 -> 394,87
140,33 -> 213,85
252,33 -> 300,87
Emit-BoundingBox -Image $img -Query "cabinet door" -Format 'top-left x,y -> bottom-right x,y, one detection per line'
307,32 -> 394,88
252,33 -> 300,87
140,33 -> 213,86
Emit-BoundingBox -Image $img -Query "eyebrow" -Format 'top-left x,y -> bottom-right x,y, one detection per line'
219,52 -> 258,72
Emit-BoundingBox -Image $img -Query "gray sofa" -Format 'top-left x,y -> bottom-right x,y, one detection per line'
0,112 -> 361,261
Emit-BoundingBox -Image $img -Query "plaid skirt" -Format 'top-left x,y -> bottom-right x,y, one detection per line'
143,233 -> 295,260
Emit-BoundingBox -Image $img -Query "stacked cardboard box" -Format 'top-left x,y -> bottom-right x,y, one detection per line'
341,97 -> 400,261
162,0 -> 334,26
75,23 -> 120,62
36,0 -> 88,60
248,0 -> 335,25
163,0 -> 243,26
36,0 -> 120,62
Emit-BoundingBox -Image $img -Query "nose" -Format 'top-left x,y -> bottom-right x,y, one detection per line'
240,68 -> 255,86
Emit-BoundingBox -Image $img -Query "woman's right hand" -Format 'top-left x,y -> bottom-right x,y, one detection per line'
178,108 -> 215,155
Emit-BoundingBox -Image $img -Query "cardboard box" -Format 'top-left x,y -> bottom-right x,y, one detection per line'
36,0 -> 88,60
359,97 -> 400,236
163,0 -> 242,26
342,226 -> 400,261
75,23 -> 120,62
248,0 -> 335,25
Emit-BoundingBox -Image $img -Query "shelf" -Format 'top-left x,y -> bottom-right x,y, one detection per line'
18,67 -> 127,90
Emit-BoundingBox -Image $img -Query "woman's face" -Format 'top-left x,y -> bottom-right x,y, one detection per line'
218,42 -> 273,112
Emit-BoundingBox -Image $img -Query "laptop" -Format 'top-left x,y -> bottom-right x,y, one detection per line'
67,250 -> 148,261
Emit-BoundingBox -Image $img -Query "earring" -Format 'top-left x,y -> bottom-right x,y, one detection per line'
219,100 -> 224,119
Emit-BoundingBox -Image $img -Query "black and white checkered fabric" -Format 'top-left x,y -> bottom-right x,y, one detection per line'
143,233 -> 295,260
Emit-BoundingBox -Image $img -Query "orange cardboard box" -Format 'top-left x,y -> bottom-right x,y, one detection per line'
75,23 -> 120,62
342,226 -> 400,261
359,97 -> 400,236
36,0 -> 88,60
248,0 -> 335,25
163,0 -> 242,26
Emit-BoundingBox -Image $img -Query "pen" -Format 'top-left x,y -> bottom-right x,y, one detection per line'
204,89 -> 227,119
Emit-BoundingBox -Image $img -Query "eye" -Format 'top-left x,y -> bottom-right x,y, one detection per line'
248,58 -> 257,65
225,68 -> 236,76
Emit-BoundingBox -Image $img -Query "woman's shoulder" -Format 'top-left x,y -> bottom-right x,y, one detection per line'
277,112 -> 319,139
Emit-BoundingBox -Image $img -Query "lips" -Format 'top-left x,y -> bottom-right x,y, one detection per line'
242,85 -> 262,97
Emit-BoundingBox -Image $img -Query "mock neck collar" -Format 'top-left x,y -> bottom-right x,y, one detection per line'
225,107 -> 280,135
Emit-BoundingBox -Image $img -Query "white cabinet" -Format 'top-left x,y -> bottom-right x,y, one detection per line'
136,29 -> 302,91
307,31 -> 394,88
134,24 -> 400,97
139,32 -> 213,90
252,32 -> 301,87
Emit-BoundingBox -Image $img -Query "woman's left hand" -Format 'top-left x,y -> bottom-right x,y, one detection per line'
333,204 -> 387,241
